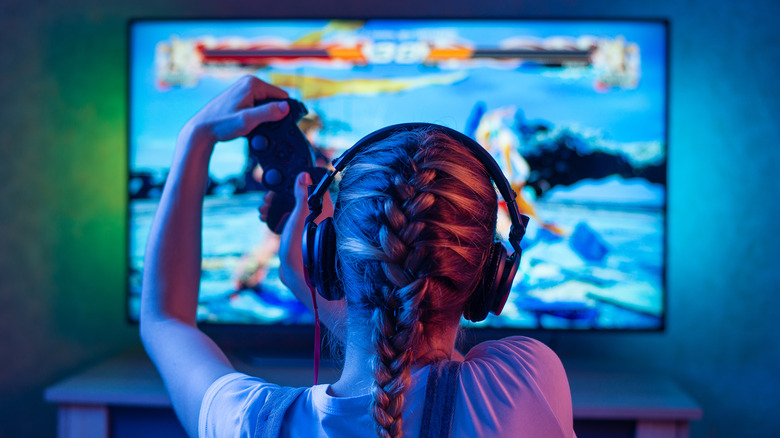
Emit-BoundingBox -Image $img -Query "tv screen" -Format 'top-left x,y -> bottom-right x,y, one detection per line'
128,19 -> 667,330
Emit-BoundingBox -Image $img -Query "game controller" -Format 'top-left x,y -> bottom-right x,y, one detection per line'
246,98 -> 326,234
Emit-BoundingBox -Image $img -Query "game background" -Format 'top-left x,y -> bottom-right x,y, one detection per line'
128,19 -> 667,330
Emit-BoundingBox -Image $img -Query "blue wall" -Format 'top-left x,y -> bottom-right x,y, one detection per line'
0,0 -> 777,437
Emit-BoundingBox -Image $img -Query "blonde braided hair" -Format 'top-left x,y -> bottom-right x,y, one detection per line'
333,128 -> 498,438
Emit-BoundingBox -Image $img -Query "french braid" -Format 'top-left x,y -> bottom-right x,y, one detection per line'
333,128 -> 498,438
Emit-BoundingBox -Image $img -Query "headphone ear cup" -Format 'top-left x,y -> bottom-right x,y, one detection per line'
464,243 -> 505,322
312,217 -> 343,301
491,250 -> 519,316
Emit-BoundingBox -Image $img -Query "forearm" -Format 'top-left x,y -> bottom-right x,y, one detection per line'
141,122 -> 213,327
279,263 -> 347,340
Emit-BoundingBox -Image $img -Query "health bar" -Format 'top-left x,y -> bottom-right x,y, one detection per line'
199,45 -> 592,66
200,47 -> 366,64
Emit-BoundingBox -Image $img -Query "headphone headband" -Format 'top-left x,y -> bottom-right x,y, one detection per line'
306,123 -> 529,253
301,123 -> 530,384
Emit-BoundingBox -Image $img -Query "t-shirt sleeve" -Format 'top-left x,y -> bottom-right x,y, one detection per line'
461,336 -> 575,438
199,372 -> 281,438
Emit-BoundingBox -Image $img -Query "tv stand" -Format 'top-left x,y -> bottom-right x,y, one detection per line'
45,348 -> 701,438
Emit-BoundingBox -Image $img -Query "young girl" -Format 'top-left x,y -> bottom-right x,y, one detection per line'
140,76 -> 575,438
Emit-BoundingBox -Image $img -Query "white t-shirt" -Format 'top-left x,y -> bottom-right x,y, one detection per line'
199,336 -> 575,438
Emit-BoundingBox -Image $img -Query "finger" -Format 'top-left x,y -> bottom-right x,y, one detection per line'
245,76 -> 289,102
281,172 -> 312,238
258,191 -> 274,222
233,100 -> 289,137
259,85 -> 289,101
293,172 -> 312,217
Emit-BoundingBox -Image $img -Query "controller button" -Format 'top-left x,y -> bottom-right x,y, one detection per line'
265,168 -> 284,187
275,142 -> 294,163
250,135 -> 269,152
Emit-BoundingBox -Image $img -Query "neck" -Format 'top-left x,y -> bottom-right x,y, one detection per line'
328,318 -> 460,397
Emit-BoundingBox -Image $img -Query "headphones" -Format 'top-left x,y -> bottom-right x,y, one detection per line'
302,123 -> 530,323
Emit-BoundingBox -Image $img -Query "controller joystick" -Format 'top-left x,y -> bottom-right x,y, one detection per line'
246,98 -> 326,234
250,135 -> 269,152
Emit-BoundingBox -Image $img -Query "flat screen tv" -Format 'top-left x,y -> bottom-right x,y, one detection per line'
128,19 -> 667,332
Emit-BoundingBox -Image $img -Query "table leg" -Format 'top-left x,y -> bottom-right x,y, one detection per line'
636,420 -> 689,438
57,404 -> 108,438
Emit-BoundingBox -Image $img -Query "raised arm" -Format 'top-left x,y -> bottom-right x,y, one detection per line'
139,76 -> 289,438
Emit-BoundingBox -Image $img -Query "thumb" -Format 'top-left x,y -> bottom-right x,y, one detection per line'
294,171 -> 312,209
283,171 -> 312,236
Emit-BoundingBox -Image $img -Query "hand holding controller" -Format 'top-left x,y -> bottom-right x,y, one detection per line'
246,98 -> 325,234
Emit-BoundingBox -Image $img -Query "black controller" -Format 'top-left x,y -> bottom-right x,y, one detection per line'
246,98 -> 326,234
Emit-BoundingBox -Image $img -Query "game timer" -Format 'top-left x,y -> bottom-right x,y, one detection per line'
246,98 -> 326,234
